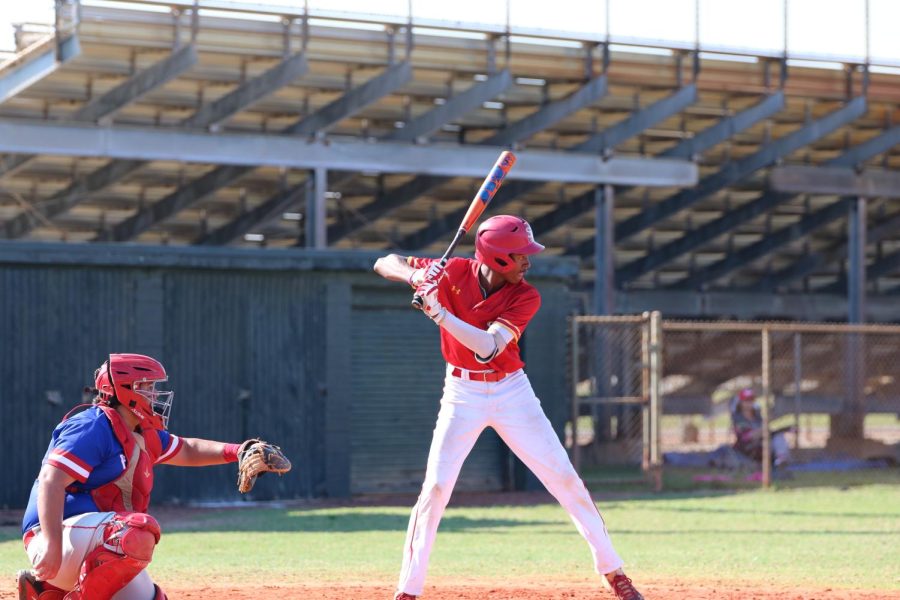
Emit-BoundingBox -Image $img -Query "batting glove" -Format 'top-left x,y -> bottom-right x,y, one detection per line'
408,262 -> 446,288
415,280 -> 446,324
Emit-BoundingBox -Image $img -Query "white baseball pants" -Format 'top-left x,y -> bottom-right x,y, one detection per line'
397,367 -> 624,596
25,511 -> 156,599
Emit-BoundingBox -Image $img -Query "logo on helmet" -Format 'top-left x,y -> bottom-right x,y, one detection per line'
524,221 -> 535,242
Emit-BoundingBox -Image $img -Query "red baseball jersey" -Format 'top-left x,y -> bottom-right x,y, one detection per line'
408,256 -> 541,373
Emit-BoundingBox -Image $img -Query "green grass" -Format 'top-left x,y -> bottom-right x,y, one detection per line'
2,484 -> 899,590
580,464 -> 900,493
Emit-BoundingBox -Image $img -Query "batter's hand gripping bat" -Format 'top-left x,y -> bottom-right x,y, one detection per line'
412,150 -> 517,309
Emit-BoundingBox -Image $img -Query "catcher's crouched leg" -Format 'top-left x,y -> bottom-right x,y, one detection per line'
67,512 -> 161,600
17,569 -> 66,600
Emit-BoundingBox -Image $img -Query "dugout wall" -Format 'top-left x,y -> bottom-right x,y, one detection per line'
0,242 -> 576,508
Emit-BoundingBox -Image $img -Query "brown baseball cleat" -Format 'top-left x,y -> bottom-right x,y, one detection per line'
16,570 -> 65,600
609,573 -> 644,600
394,593 -> 417,600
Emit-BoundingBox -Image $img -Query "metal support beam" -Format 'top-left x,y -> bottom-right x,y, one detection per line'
847,197 -> 867,322
294,70 -> 513,243
482,74 -> 609,145
770,166 -> 900,197
93,63 -> 414,241
722,124 -> 900,289
594,185 -> 615,315
394,178 -> 541,250
327,73 -> 610,243
614,187 -> 793,281
0,119 -> 697,183
182,52 -> 308,128
0,154 -> 32,179
660,92 -> 787,160
1,51 -> 309,239
671,198 -> 853,290
72,45 -> 198,122
327,174 -> 443,243
753,209 -> 900,291
286,62 -> 412,136
96,164 -> 251,242
572,84 -> 697,154
830,126 -> 900,168
615,119 -> 895,278
839,198 -> 868,441
0,45 -> 198,180
305,168 -> 327,248
195,181 -> 306,245
533,92 -> 786,239
820,238 -> 900,295
395,84 -> 697,251
385,70 -> 513,142
867,250 -> 900,282
2,159 -> 145,239
0,35 -> 80,104
614,97 -> 868,241
614,289 -> 900,321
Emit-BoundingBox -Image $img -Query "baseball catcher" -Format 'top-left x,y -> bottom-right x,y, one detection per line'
17,353 -> 292,600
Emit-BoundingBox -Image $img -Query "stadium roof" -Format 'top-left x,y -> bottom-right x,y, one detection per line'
0,0 -> 898,302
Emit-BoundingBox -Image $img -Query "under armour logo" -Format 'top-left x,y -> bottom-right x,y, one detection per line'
524,222 -> 535,242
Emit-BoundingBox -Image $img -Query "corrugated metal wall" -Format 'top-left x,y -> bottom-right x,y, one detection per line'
2,265 -> 144,510
0,243 -> 576,508
348,287 -> 504,494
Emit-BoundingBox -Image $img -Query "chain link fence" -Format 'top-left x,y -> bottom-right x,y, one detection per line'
569,313 -> 662,489
570,316 -> 900,489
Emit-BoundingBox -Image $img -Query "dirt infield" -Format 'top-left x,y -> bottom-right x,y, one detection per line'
146,581 -> 900,600
3,582 -> 900,600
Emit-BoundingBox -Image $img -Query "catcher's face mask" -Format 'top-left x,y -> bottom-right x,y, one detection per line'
133,379 -> 174,429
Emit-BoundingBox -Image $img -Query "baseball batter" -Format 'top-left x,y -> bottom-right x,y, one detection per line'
18,353 -> 289,600
373,215 -> 645,600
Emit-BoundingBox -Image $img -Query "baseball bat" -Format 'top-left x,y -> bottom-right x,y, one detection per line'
412,150 -> 517,309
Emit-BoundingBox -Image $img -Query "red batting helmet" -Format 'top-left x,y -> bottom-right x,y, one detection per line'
95,354 -> 174,429
474,215 -> 545,273
738,388 -> 755,402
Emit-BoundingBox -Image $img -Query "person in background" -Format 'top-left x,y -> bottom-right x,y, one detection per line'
731,388 -> 792,467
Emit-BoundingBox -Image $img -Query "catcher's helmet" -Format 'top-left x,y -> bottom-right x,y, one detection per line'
474,215 -> 544,273
95,354 -> 173,429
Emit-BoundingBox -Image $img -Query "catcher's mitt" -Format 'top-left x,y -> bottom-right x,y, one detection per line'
237,438 -> 292,493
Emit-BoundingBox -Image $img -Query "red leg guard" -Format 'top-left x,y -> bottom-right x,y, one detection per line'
16,570 -> 66,600
66,512 -> 162,600
153,584 -> 169,600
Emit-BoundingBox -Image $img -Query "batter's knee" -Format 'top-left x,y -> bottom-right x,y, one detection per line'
419,481 -> 447,507
549,470 -> 586,495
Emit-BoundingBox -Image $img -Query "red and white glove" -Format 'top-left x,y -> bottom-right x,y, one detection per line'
408,261 -> 446,288
414,280 -> 446,324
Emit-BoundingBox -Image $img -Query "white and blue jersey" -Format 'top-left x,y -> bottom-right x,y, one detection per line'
22,407 -> 182,534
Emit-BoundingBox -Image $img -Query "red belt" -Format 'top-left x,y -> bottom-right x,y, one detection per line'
450,367 -> 509,382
